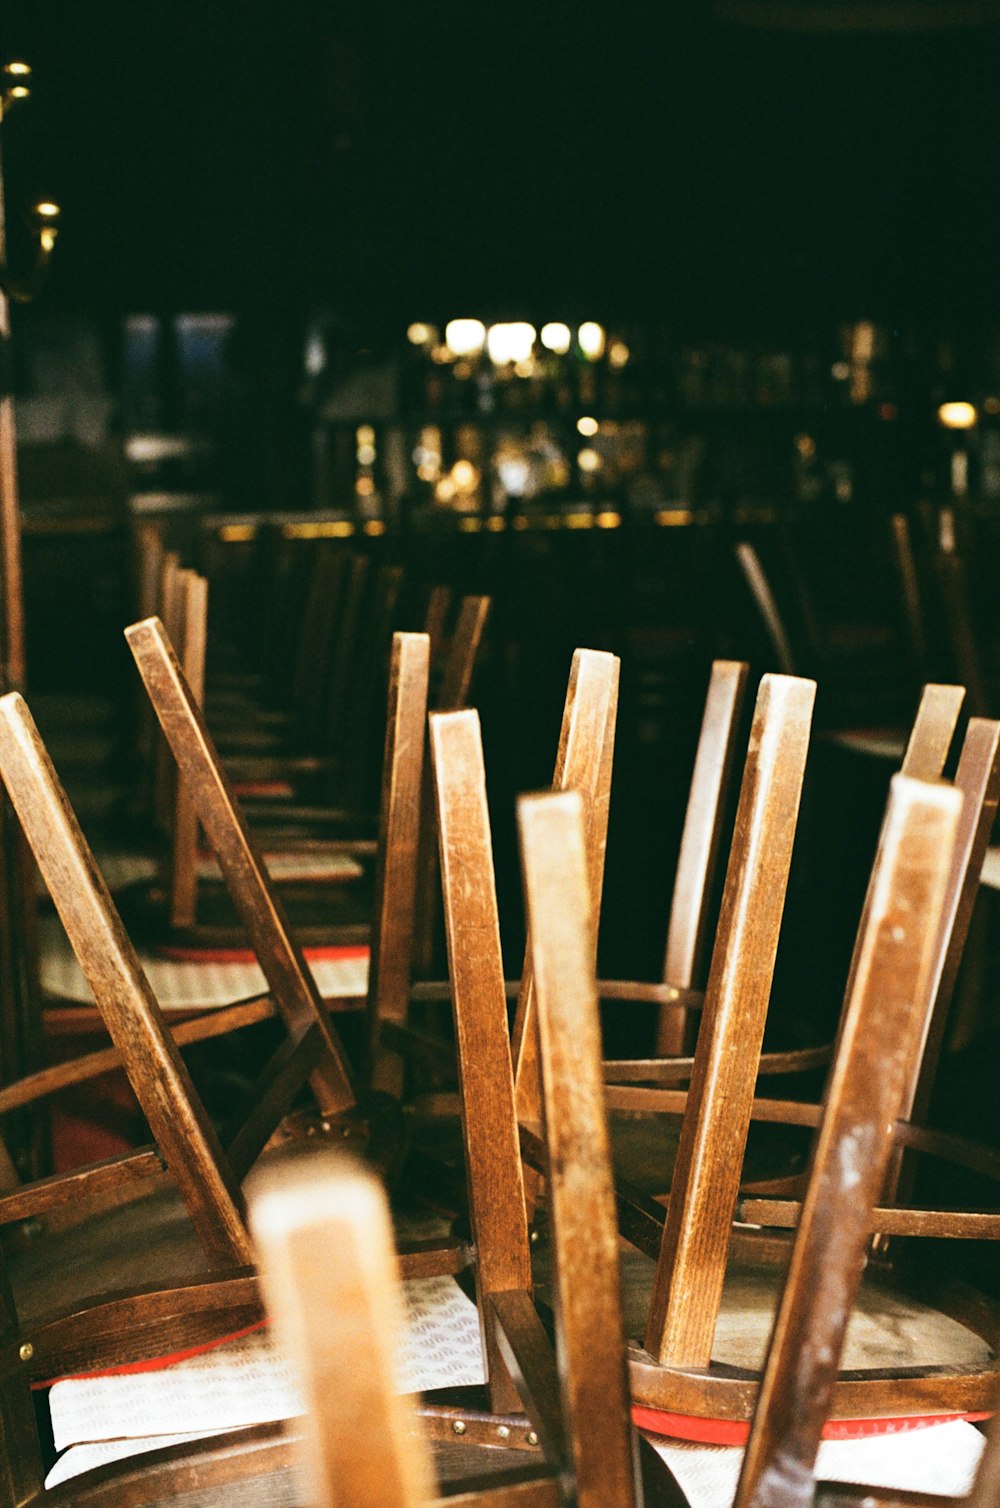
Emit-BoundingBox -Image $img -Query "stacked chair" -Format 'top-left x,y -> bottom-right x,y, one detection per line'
0,548 -> 998,1505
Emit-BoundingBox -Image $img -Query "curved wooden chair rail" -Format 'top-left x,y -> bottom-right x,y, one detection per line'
624,739 -> 1000,1430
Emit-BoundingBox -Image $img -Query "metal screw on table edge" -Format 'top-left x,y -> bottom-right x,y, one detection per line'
19,1342 -> 33,1362
452,1420 -> 467,1435
497,1425 -> 510,1440
527,1432 -> 539,1447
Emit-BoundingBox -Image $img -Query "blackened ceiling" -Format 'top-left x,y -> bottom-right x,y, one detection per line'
2,0 -> 1000,330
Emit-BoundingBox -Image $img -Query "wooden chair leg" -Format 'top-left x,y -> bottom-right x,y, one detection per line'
126,615 -> 356,1118
645,673 -> 816,1367
733,775 -> 962,1508
168,571 -> 208,932
430,709 -> 532,1417
0,691 -> 252,1271
248,1152 -> 438,1508
511,649 -> 620,1148
518,789 -> 640,1508
368,634 -> 431,1098
655,658 -> 749,1055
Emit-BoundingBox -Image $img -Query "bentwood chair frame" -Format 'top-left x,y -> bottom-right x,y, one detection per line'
614,708 -> 1000,1429
597,677 -> 970,1190
0,784 -> 660,1507
0,630 -> 481,1368
648,772 -> 971,1508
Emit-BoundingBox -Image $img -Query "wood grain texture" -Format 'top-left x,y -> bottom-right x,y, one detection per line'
368,633 -> 431,1097
248,1153 -> 437,1508
734,775 -> 962,1508
899,683 -> 965,780
430,710 -> 532,1416
512,649 -> 619,1146
656,658 -> 749,1054
126,614 -> 355,1114
412,595 -> 492,975
169,570 -> 208,930
519,790 -> 640,1508
645,673 -> 816,1367
0,691 -> 251,1270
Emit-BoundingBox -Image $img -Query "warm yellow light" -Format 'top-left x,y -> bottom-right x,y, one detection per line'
938,401 -> 977,430
452,459 -> 479,492
576,416 -> 599,437
485,515 -> 506,532
577,448 -> 601,473
356,476 -> 375,497
445,319 -> 486,357
435,478 -> 457,504
356,424 -> 375,446
486,322 -> 536,365
9,85 -> 29,98
794,433 -> 816,460
578,322 -> 605,360
407,322 -> 433,345
363,519 -> 386,536
5,62 -> 31,76
608,340 -> 630,369
540,322 -> 571,355
851,321 -> 875,363
34,201 -> 60,219
595,510 -> 621,529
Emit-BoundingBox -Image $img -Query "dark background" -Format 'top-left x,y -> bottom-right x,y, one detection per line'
3,0 -> 999,330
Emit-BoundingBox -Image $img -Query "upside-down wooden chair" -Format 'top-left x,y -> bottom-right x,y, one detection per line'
733,526 -> 938,744
599,713 -> 1000,1442
640,771 -> 987,1508
0,782 -> 672,1507
595,674 -> 968,1207
131,591 -> 490,961
0,676 -> 562,1497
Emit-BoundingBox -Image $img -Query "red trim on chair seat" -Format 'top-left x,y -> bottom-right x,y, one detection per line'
33,1320 -> 272,1390
155,943 -> 370,965
631,1406 -> 992,1444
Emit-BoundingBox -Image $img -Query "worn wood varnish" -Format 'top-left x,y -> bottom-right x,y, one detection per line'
249,1152 -> 438,1508
645,672 -> 816,1367
733,775 -> 962,1508
518,789 -> 640,1508
430,709 -> 532,1415
126,614 -> 356,1115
